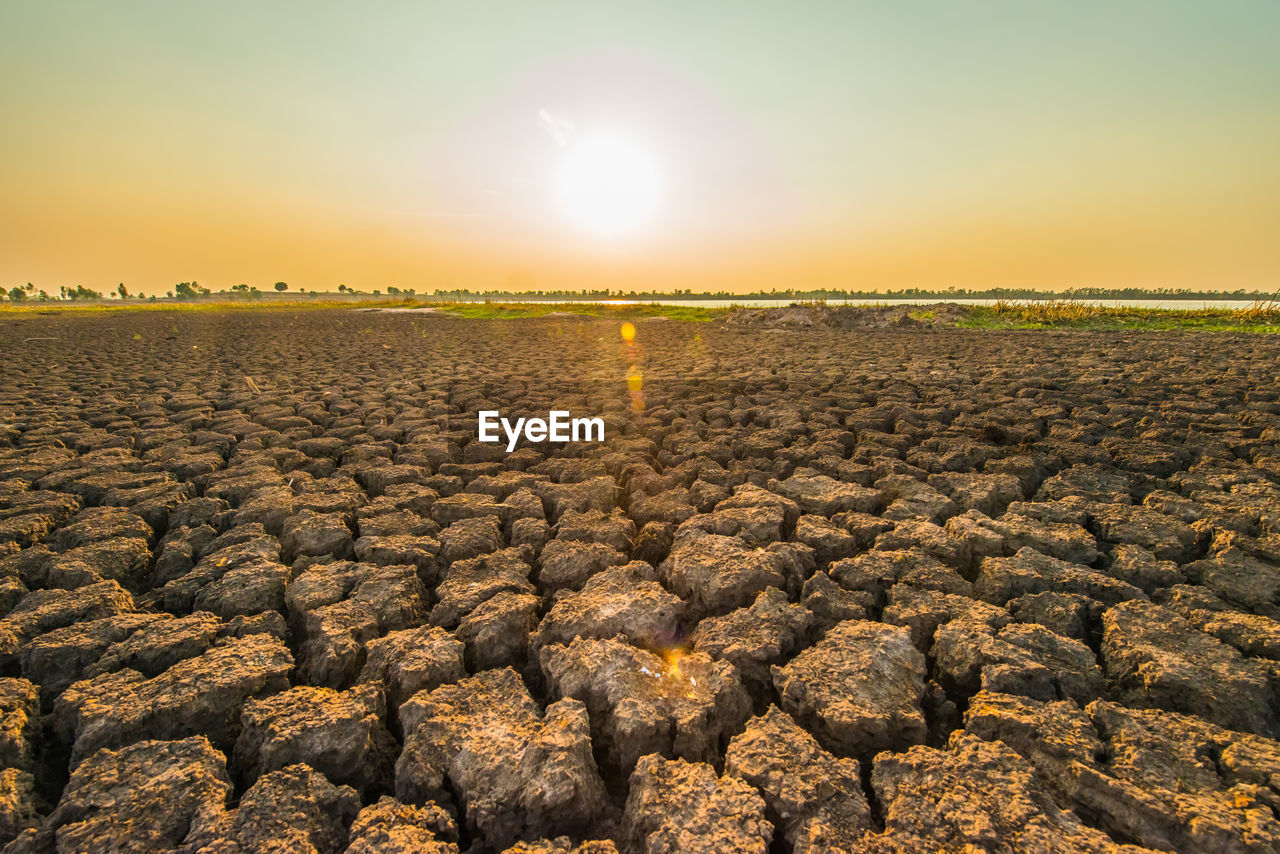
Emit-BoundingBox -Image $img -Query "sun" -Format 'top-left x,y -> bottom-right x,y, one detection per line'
558,134 -> 660,237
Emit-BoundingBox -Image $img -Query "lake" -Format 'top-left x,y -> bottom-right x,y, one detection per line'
449,298 -> 1267,310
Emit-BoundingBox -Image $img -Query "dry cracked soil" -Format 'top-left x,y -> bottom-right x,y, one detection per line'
0,307 -> 1279,853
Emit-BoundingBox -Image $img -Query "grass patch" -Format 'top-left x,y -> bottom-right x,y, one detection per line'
6,295 -> 1279,332
956,299 -> 1280,333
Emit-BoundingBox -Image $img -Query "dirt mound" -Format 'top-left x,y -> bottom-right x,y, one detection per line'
726,301 -> 970,329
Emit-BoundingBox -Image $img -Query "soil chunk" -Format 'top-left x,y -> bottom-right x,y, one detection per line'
9,737 -> 231,852
690,587 -> 810,695
540,636 -> 750,774
346,796 -> 459,854
182,763 -> 359,854
55,633 -> 293,765
772,620 -> 926,757
857,733 -> 1142,852
234,682 -> 396,796
1102,600 -> 1277,737
658,531 -> 796,617
725,706 -> 871,852
623,755 -> 772,854
396,667 -> 608,850
535,561 -> 684,651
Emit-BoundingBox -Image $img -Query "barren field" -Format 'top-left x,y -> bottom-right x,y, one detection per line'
1,308 -> 1279,853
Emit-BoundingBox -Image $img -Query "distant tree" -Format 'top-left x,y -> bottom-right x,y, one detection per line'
64,285 -> 103,300
174,281 -> 209,299
231,283 -> 251,293
117,283 -> 130,299
274,282 -> 288,292
387,286 -> 401,295
337,284 -> 347,293
6,287 -> 25,301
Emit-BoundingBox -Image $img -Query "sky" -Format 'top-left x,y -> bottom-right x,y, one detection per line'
2,1 -> 1278,295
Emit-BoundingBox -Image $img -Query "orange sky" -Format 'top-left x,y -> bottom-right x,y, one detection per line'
3,2 -> 1278,295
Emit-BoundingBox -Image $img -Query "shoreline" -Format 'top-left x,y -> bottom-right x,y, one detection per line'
3,299 -> 1278,333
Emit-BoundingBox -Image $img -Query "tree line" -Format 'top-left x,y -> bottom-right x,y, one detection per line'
6,283 -> 1275,303
420,286 -> 1277,301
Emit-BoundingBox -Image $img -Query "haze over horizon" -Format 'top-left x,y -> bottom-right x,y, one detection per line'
3,1 -> 1278,297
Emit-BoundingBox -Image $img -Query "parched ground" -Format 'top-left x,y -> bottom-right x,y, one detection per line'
1,308 -> 1279,853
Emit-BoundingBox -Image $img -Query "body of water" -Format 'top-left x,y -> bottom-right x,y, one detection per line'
449,297 -> 1266,310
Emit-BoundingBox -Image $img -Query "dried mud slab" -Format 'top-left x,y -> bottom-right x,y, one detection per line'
396,668 -> 608,850
725,706 -> 871,852
622,755 -> 772,854
964,690 -> 1280,852
2,309 -> 1280,851
854,733 -> 1149,852
345,796 -> 458,853
181,763 -> 360,853
540,636 -> 751,775
1101,599 -> 1277,737
772,620 -> 926,758
55,633 -> 293,766
234,682 -> 397,796
8,737 -> 231,852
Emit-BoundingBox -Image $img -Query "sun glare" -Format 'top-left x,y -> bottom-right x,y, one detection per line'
558,134 -> 659,237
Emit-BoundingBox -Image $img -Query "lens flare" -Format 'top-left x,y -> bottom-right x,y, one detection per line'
622,322 -> 645,412
626,366 -> 645,412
